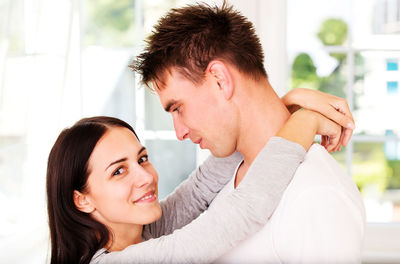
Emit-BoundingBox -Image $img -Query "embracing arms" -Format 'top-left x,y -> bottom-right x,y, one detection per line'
146,88 -> 355,239
144,152 -> 242,237
282,88 -> 355,151
91,108 -> 346,264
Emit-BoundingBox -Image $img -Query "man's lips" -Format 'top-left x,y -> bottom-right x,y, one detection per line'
192,138 -> 202,145
133,190 -> 157,204
191,138 -> 205,149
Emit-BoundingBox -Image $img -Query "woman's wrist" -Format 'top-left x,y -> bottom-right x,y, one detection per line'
277,110 -> 318,151
282,89 -> 304,113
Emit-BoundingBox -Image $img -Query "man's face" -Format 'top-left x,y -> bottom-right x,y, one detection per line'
155,68 -> 237,157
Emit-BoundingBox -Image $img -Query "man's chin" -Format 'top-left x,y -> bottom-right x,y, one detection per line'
209,148 -> 236,158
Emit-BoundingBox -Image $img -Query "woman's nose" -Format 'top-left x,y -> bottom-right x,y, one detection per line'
132,165 -> 154,188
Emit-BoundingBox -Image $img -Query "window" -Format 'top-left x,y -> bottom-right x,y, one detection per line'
386,59 -> 399,71
288,0 -> 400,222
0,0 -> 195,262
288,0 -> 400,261
387,81 -> 399,94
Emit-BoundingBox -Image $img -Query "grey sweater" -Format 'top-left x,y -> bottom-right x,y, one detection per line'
90,137 -> 306,263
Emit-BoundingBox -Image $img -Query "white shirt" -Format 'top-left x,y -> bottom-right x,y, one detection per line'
212,144 -> 366,264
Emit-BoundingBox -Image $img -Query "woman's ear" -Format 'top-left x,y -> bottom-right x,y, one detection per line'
207,60 -> 234,100
73,190 -> 95,213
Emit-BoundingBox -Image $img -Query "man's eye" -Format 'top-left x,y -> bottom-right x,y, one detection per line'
113,167 -> 125,176
138,155 -> 149,164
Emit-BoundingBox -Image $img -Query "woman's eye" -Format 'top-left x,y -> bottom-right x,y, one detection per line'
113,167 -> 125,176
138,155 -> 148,164
173,106 -> 180,112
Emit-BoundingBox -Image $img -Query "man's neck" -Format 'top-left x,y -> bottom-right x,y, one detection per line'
234,79 -> 290,187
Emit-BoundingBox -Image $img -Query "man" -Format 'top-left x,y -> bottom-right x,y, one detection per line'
132,2 -> 365,263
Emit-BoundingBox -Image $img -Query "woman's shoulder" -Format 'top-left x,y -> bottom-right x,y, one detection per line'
89,248 -> 108,264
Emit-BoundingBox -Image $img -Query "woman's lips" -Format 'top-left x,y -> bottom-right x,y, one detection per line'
134,190 -> 157,204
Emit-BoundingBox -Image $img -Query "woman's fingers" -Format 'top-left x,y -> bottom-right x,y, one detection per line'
315,113 -> 342,153
335,127 -> 345,152
321,135 -> 328,148
326,101 -> 354,147
325,104 -> 355,130
334,97 -> 354,122
322,100 -> 354,149
341,128 -> 353,146
284,88 -> 356,151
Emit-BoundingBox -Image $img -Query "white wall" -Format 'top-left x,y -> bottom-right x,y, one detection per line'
227,0 -> 288,96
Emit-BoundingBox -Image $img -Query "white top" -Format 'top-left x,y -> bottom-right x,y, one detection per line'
213,144 -> 366,264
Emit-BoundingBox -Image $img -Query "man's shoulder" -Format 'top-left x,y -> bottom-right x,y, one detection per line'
270,145 -> 366,263
281,143 -> 364,215
293,143 -> 347,186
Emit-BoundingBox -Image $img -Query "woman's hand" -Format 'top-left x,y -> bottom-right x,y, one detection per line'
281,88 -> 355,149
277,109 -> 342,153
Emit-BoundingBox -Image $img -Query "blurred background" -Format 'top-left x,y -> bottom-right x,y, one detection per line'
0,0 -> 399,263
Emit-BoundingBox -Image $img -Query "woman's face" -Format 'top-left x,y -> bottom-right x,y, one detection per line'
83,126 -> 161,228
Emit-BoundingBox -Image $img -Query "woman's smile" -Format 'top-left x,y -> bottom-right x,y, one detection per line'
133,190 -> 158,204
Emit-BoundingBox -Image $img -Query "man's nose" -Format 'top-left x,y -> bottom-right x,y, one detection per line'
172,115 -> 189,141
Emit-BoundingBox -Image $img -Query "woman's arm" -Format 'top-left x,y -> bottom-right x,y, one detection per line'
278,109 -> 342,153
144,152 -> 242,238
145,109 -> 343,239
91,110 -> 342,264
282,88 -> 355,150
92,138 -> 305,264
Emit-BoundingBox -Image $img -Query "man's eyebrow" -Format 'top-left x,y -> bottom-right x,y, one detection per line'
105,147 -> 146,171
164,100 -> 177,112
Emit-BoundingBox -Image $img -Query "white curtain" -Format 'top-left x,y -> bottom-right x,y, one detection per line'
0,0 -> 80,262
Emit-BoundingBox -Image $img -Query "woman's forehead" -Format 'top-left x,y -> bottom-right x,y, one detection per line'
89,127 -> 143,168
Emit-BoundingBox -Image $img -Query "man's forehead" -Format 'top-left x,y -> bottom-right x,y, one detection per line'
152,69 -> 180,111
153,67 -> 201,113
152,67 -> 187,91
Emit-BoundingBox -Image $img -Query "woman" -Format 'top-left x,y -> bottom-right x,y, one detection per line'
47,105 -> 350,263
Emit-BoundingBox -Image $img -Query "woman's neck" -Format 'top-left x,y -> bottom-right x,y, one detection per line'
107,224 -> 143,252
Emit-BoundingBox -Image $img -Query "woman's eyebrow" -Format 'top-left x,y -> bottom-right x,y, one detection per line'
104,147 -> 147,171
138,146 -> 146,155
105,157 -> 127,171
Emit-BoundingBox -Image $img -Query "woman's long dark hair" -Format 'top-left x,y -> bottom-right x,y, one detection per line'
46,116 -> 138,264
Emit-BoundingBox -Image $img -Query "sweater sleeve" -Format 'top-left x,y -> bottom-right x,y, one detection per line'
91,137 -> 306,264
144,151 -> 243,238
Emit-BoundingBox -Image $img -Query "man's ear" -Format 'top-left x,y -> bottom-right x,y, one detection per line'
73,190 -> 95,213
207,60 -> 234,100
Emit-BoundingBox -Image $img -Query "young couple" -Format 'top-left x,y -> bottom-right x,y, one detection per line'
46,2 -> 365,264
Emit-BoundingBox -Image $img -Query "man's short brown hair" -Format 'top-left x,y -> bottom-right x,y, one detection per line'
131,1 -> 267,89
